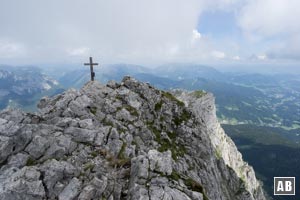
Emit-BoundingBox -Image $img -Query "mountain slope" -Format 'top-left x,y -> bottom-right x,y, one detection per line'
0,66 -> 62,111
0,77 -> 265,200
223,124 -> 300,200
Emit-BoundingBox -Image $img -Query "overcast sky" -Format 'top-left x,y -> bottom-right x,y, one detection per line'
0,0 -> 300,67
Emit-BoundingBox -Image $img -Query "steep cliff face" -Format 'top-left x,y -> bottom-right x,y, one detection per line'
176,91 -> 264,199
0,76 -> 265,200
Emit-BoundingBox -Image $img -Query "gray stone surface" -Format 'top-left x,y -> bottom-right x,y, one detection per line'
148,149 -> 172,175
0,77 -> 266,200
58,177 -> 81,200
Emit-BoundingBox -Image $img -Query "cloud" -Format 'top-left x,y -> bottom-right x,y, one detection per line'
67,47 -> 90,57
266,35 -> 300,60
238,0 -> 300,37
237,0 -> 300,61
211,50 -> 226,59
0,0 -> 208,65
247,54 -> 268,62
192,29 -> 202,41
0,39 -> 26,58
257,54 -> 267,60
1,0 -> 299,65
232,55 -> 240,60
0,0 -> 249,65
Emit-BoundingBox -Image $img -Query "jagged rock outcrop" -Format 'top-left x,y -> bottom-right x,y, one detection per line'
0,76 -> 266,200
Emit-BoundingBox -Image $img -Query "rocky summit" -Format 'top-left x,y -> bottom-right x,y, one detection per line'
0,76 -> 266,200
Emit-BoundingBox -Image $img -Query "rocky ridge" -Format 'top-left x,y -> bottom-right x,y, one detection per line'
0,76 -> 265,200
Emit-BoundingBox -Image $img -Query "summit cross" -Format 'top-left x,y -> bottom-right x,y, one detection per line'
84,57 -> 99,81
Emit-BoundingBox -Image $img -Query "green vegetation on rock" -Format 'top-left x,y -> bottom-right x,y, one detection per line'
173,109 -> 191,126
89,106 -> 97,115
162,91 -> 185,107
164,170 -> 209,200
215,146 -> 222,160
124,105 -> 139,117
155,101 -> 163,111
84,162 -> 95,171
26,157 -> 37,166
118,142 -> 127,160
184,178 -> 209,200
192,90 -> 207,98
147,122 -> 186,160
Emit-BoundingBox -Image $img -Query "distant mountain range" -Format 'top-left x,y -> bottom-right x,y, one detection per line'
2,63 -> 300,130
1,63 -> 300,199
0,65 -> 64,111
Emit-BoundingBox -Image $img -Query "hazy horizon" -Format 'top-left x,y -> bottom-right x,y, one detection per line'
1,61 -> 300,75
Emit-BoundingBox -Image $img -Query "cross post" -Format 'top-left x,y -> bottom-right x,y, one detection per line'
84,57 -> 99,81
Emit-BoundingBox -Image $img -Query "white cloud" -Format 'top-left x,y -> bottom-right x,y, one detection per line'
0,0 -> 208,65
247,54 -> 268,62
168,45 -> 180,55
211,50 -> 226,59
204,0 -> 242,11
257,54 -> 267,60
238,0 -> 300,37
192,29 -> 202,41
1,0 -> 297,65
236,0 -> 300,61
266,34 -> 300,61
233,55 -> 240,60
67,47 -> 90,56
0,39 -> 26,58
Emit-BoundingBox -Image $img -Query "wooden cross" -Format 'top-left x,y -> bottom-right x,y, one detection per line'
84,57 -> 99,81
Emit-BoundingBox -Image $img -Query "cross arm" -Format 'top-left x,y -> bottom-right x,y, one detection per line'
84,63 -> 99,65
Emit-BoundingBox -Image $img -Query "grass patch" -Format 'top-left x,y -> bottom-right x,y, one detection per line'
173,109 -> 191,126
159,116 -> 165,122
26,157 -> 37,166
157,138 -> 186,161
102,118 -> 114,127
105,142 -> 131,168
163,170 -> 209,200
88,106 -> 97,115
147,122 -> 161,142
84,162 -> 95,171
162,91 -> 185,107
167,171 -> 181,181
167,131 -> 177,140
131,140 -> 138,146
215,146 -> 222,160
124,105 -> 139,117
184,178 -> 209,200
192,90 -> 206,98
116,95 -> 123,101
147,122 -> 186,161
155,101 -> 163,111
117,142 -> 127,159
107,156 -> 131,168
91,151 -> 98,158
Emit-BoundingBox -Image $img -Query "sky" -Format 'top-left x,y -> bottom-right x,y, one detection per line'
0,0 -> 300,68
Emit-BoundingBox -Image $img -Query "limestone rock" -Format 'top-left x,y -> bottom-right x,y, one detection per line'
148,149 -> 172,175
0,77 -> 266,200
58,178 -> 81,200
0,167 -> 45,200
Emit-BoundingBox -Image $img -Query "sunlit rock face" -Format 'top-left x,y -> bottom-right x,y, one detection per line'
0,76 -> 265,200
